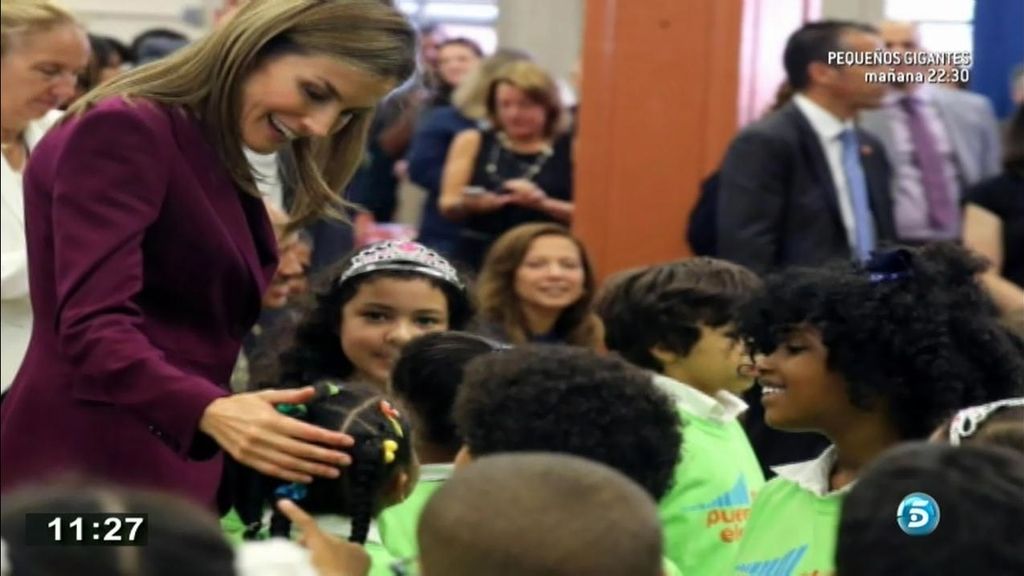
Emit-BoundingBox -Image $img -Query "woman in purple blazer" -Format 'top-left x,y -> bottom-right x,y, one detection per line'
0,0 -> 417,509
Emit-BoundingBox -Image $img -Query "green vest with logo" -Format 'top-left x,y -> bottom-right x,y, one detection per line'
732,476 -> 843,576
659,404 -> 766,575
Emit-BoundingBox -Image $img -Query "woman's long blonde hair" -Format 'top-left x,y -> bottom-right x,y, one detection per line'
66,0 -> 417,228
476,223 -> 602,348
1,0 -> 78,57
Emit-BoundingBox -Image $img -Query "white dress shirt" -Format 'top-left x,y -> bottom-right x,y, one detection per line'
651,373 -> 748,423
792,94 -> 859,252
771,445 -> 854,497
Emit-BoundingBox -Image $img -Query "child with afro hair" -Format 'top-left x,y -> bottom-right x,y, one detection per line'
732,243 -> 1024,575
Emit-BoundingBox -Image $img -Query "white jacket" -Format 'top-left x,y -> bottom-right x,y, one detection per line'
1,110 -> 62,394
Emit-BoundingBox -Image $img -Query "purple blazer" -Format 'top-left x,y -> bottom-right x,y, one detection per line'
0,98 -> 278,508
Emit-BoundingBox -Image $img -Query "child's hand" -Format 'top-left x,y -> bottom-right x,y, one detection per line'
277,499 -> 371,576
199,387 -> 354,483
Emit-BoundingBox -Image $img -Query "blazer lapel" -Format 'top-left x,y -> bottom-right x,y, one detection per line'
166,108 -> 276,298
857,132 -> 894,242
787,104 -> 844,230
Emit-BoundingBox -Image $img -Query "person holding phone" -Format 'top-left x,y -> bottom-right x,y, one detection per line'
439,61 -> 573,271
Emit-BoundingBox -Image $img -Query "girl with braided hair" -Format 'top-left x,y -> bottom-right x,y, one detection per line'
230,379 -> 415,576
731,243 -> 1024,576
223,240 -> 465,546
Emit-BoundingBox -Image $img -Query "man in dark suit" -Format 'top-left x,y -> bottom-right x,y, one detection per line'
717,21 -> 896,274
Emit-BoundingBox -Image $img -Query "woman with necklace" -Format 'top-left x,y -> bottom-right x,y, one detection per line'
1,0 -> 89,398
439,60 -> 573,271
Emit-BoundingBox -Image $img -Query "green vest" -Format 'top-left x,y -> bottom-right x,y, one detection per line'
733,450 -> 844,576
378,463 -> 454,559
654,376 -> 766,576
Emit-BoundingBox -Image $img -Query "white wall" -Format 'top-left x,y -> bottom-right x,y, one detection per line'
60,0 -> 218,43
496,0 -> 584,83
821,0 -> 886,23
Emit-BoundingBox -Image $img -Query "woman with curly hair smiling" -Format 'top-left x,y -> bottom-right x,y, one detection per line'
732,243 -> 1024,576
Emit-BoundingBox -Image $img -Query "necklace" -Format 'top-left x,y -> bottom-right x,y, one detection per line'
484,131 -> 553,188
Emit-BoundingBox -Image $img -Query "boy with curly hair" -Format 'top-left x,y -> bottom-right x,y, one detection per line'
453,345 -> 684,574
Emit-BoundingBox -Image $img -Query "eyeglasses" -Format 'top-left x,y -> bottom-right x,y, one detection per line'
390,556 -> 418,576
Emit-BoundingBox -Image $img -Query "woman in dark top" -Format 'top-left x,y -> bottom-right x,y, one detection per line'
964,105 -> 1024,316
439,61 -> 573,271
408,49 -> 532,257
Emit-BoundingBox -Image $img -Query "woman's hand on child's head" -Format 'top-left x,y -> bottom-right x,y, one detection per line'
277,499 -> 372,576
198,387 -> 354,484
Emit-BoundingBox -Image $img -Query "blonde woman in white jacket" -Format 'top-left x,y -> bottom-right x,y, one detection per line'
1,0 -> 89,395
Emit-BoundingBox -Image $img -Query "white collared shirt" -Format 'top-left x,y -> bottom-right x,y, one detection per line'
771,445 -> 854,497
651,374 -> 748,423
418,462 -> 455,483
792,94 -> 858,251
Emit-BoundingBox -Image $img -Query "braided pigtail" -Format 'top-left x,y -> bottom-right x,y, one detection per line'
346,437 -> 386,544
258,381 -> 412,543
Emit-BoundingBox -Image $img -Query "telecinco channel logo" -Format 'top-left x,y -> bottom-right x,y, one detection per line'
897,492 -> 940,536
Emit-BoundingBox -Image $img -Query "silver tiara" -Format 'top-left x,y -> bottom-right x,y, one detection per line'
338,240 -> 464,290
948,397 -> 1024,446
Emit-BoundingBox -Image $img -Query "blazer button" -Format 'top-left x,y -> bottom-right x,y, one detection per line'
148,425 -> 163,438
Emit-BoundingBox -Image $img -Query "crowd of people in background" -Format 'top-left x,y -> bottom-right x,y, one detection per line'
1,1 -> 1022,575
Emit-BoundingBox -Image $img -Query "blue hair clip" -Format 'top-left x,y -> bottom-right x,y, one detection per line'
276,403 -> 307,417
274,482 -> 308,502
865,248 -> 914,283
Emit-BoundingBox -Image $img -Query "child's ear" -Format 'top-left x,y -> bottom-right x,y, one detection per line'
454,445 -> 474,470
383,470 -> 414,506
649,345 -> 679,369
397,471 -> 412,501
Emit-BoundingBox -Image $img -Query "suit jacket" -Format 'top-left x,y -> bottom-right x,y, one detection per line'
716,101 -> 896,274
859,87 -> 1002,194
0,98 -> 278,509
1,110 -> 62,394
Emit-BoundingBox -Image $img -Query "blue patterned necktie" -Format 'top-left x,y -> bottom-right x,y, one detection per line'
839,129 -> 876,261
